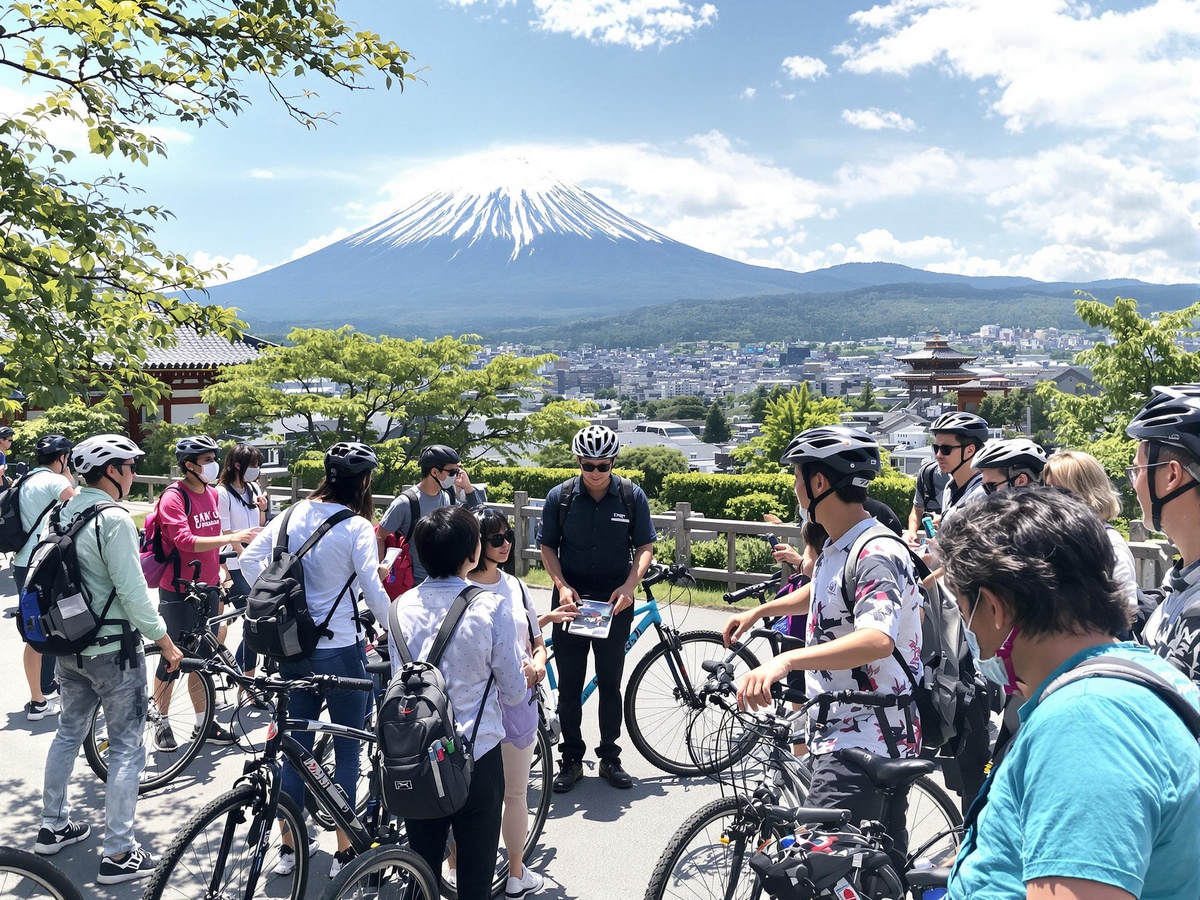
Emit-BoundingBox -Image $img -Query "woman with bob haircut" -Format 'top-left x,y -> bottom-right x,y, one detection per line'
390,505 -> 527,900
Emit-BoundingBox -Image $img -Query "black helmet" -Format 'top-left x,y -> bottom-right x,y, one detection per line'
174,435 -> 221,461
780,426 -> 881,482
929,411 -> 990,445
35,434 -> 73,459
971,438 -> 1047,476
0,426 -> 13,440
325,442 -> 378,477
418,444 -> 461,470
1126,385 -> 1200,463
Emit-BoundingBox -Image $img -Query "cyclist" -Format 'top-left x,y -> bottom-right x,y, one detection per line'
35,434 -> 183,883
1126,385 -> 1200,684
538,424 -> 656,792
376,444 -> 487,587
150,435 -> 258,751
928,411 -> 990,520
904,455 -> 948,547
0,424 -> 13,484
938,488 -> 1200,900
240,441 -> 394,878
14,434 -> 77,720
971,437 -> 1046,495
735,426 -> 923,863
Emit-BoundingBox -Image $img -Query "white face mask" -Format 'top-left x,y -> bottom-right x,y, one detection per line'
196,461 -> 220,483
243,466 -> 261,482
439,472 -> 457,490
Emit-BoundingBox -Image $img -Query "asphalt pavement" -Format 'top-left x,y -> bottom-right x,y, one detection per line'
0,566 -> 763,900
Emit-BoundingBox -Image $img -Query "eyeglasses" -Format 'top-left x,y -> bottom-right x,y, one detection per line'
580,461 -> 612,473
1125,462 -> 1170,483
440,467 -> 461,478
982,476 -> 1015,495
485,530 -> 515,548
932,443 -> 962,456
119,461 -> 138,473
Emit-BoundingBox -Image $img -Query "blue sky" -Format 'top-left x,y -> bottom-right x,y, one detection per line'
6,0 -> 1197,287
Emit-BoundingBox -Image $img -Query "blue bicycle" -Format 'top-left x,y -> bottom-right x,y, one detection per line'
544,563 -> 763,776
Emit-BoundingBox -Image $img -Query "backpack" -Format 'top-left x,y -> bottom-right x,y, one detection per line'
0,471 -> 57,554
380,486 -> 456,595
242,505 -> 357,662
16,502 -> 131,658
139,483 -> 191,587
556,475 -> 638,545
918,461 -> 944,516
842,523 -> 976,751
378,585 -> 490,819
1041,655 -> 1200,738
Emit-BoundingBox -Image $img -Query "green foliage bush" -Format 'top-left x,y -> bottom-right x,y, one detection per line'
660,473 -> 798,520
723,492 -> 787,522
10,400 -> 126,463
869,467 -> 916,524
473,465 -> 646,501
690,536 -> 776,575
615,445 -> 689,498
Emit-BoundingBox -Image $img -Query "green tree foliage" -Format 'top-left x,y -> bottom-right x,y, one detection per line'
978,390 -> 1052,441
643,394 -> 708,421
533,445 -> 578,468
203,327 -> 593,461
732,384 -> 849,473
870,453 -> 916,524
848,379 -> 883,413
10,400 -> 126,462
615,445 -> 690,498
0,0 -> 412,416
702,401 -> 732,443
723,491 -> 786,522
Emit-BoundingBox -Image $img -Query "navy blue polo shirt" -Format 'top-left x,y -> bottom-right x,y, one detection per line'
538,476 -> 656,595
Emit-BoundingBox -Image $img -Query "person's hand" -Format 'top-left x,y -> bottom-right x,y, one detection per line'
530,659 -> 546,684
544,607 -> 576,624
557,585 -> 579,608
376,562 -> 391,582
232,526 -> 261,546
772,544 -> 802,566
737,658 -> 790,711
158,637 -> 184,673
762,513 -> 783,525
522,658 -> 538,688
609,585 -> 635,616
455,467 -> 475,493
722,609 -> 759,647
255,492 -> 269,511
902,529 -> 922,549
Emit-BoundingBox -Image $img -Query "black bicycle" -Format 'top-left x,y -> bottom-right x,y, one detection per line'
0,845 -> 83,900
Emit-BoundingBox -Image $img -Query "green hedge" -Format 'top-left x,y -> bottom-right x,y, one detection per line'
651,535 -> 774,574
723,491 -> 787,522
473,466 -> 645,504
660,473 -> 798,520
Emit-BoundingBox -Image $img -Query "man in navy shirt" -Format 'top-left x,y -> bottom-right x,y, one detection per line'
539,425 -> 656,791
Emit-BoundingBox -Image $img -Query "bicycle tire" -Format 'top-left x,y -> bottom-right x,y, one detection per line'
643,795 -> 775,900
144,784 -> 309,900
904,775 -> 962,869
439,727 -> 554,900
0,845 -> 84,900
624,631 -> 761,776
83,644 -> 215,793
319,845 -> 439,900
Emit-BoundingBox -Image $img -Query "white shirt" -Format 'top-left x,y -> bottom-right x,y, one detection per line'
390,576 -> 527,758
14,468 -> 71,567
469,570 -> 539,660
1105,524 -> 1141,616
240,500 -> 391,648
216,482 -> 262,570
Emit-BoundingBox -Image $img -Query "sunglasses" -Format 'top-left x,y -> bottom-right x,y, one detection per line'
982,476 -> 1015,495
932,443 -> 963,456
485,530 -> 515,548
440,467 -> 461,477
580,461 -> 612,473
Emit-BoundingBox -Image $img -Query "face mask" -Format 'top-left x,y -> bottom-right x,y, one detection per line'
243,466 -> 261,482
195,461 -> 220,483
439,473 -> 457,490
965,597 -> 1022,695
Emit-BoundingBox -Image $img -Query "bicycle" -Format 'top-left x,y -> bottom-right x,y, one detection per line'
646,689 -> 958,900
542,562 -> 764,775
82,561 -> 259,792
144,656 -> 438,900
0,845 -> 83,900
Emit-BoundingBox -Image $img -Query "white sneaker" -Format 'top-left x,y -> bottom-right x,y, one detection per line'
271,837 -> 318,877
505,866 -> 545,899
329,847 -> 356,878
442,865 -> 457,890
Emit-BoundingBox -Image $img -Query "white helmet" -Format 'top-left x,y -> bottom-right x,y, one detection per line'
73,434 -> 145,475
572,425 -> 620,459
972,438 -> 1047,476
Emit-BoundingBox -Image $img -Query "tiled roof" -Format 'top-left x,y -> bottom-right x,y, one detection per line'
141,323 -> 267,368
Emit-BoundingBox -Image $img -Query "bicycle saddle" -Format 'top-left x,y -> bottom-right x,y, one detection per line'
835,747 -> 934,790
907,867 -> 951,889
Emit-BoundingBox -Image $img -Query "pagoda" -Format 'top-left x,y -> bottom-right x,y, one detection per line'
893,332 -> 977,401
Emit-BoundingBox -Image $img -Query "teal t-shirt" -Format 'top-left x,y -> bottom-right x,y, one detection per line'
949,643 -> 1200,899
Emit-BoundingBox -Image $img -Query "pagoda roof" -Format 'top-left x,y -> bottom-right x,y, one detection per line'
894,332 -> 977,364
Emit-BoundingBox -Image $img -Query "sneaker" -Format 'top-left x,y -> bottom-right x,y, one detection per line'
193,721 -> 237,745
97,843 -> 157,884
34,821 -> 90,856
25,699 -> 59,722
598,759 -> 634,789
442,866 -> 457,890
505,865 -> 545,899
330,847 -> 357,879
154,722 -> 177,752
272,837 -> 320,876
552,759 -> 584,793
44,681 -> 60,701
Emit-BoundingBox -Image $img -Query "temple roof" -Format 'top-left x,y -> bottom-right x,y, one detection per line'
893,332 -> 977,365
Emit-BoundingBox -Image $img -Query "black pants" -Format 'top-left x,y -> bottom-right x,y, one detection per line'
553,598 -> 634,764
807,752 -> 909,871
405,746 -> 504,900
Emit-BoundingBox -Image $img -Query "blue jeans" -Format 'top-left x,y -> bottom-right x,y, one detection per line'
42,647 -> 147,858
226,569 -> 258,672
279,644 -> 369,814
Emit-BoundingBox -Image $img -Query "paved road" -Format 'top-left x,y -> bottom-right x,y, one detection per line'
0,567 -> 776,899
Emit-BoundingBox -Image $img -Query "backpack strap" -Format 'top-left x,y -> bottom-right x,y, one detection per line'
289,507 -> 356,560
617,476 -> 637,549
556,476 -> 579,534
1041,656 -> 1200,739
161,482 -> 192,585
388,584 -> 487,668
557,475 -> 638,550
67,502 -> 133,660
400,486 -> 423,541
518,580 -> 537,646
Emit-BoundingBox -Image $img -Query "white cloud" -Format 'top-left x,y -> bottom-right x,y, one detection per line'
450,0 -> 717,48
841,108 -> 917,131
249,169 -> 276,180
831,147 -> 965,203
835,0 -> 1200,139
740,87 -> 757,100
781,55 -> 829,80
190,251 -> 265,286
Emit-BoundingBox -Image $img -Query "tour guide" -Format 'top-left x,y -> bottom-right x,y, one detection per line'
538,425 -> 656,791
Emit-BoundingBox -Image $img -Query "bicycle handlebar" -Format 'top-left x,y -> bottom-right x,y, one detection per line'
177,657 -> 375,694
641,563 -> 695,590
722,575 -> 782,604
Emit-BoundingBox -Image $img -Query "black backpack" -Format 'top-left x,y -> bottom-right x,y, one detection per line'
378,585 -> 490,819
16,502 -> 130,658
0,471 -> 58,554
555,475 -> 638,544
242,505 -> 356,662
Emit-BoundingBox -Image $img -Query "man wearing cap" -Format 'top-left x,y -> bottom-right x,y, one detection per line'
376,444 -> 486,586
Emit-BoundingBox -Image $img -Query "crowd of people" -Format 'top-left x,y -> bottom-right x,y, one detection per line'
6,386 -> 1200,898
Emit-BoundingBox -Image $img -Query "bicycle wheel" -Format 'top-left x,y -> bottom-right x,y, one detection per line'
643,795 -> 774,900
904,775 -> 962,869
145,784 -> 309,900
0,846 -> 84,900
625,631 -> 760,775
320,845 -> 439,900
83,644 -> 214,793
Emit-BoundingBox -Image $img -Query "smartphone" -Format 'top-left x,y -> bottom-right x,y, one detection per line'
762,533 -> 780,549
921,516 -> 937,539
382,547 -> 401,569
